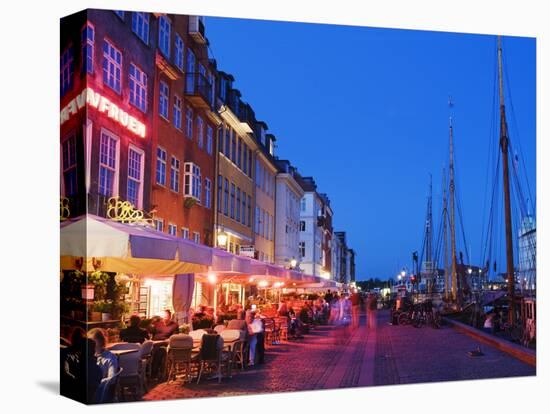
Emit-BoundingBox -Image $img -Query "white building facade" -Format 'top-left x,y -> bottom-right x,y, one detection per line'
298,177 -> 324,276
274,160 -> 304,269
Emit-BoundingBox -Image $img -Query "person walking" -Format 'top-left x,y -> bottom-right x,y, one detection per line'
350,291 -> 361,329
367,293 -> 378,329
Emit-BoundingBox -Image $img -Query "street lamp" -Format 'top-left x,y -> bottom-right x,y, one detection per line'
290,258 -> 297,269
468,268 -> 473,275
401,270 -> 406,278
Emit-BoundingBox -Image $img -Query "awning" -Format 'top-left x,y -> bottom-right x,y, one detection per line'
60,214 -> 212,275
211,250 -> 251,274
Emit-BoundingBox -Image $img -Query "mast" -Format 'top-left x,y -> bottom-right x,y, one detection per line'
449,108 -> 459,306
425,175 -> 433,293
442,168 -> 449,300
498,35 -> 516,325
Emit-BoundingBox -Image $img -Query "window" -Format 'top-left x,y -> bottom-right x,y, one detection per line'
129,63 -> 147,112
98,130 -> 119,197
299,242 -> 306,258
185,48 -> 196,93
206,125 -> 213,155
301,198 -> 306,212
241,191 -> 246,224
255,207 -> 261,234
62,134 -> 78,196
197,116 -> 204,149
156,147 -> 167,186
158,16 -> 171,57
230,183 -> 235,219
224,126 -> 230,158
218,128 -> 224,154
170,156 -> 179,192
114,11 -> 125,19
231,131 -> 236,164
247,195 -> 252,227
243,146 -> 248,175
204,178 -> 211,209
168,223 -> 177,236
173,95 -> 182,129
182,227 -> 189,239
127,147 -> 143,208
155,218 -> 164,232
220,78 -> 227,101
217,175 -> 222,212
132,12 -> 149,44
81,24 -> 94,74
184,162 -> 201,201
236,188 -> 241,221
185,107 -> 193,139
237,138 -> 242,169
159,80 -> 169,119
174,34 -> 184,70
103,40 -> 122,93
300,220 -> 306,232
223,178 -> 229,216
248,150 -> 253,178
60,46 -> 74,96
193,232 -> 200,244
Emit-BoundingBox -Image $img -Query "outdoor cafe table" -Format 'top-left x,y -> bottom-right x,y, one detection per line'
109,348 -> 139,359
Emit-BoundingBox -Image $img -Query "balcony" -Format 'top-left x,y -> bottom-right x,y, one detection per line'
189,16 -> 207,44
185,72 -> 213,109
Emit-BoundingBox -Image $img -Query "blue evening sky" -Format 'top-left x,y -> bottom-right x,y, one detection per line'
204,17 -> 536,281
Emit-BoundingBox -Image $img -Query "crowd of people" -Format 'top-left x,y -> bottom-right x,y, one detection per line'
61,290 -> 383,403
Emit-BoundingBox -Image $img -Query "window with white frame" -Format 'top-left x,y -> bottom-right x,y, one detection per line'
158,15 -> 171,57
132,12 -> 149,44
206,125 -> 213,155
60,46 -> 74,96
181,227 -> 189,239
129,63 -> 147,112
81,24 -> 94,74
300,220 -> 306,232
300,197 -> 306,212
184,162 -> 201,201
174,34 -> 184,70
98,130 -> 119,197
247,195 -> 252,227
62,134 -> 78,196
156,147 -> 167,185
255,207 -> 261,234
185,107 -> 193,139
173,95 -> 182,129
193,232 -> 200,244
204,178 -> 211,209
159,80 -> 169,119
102,40 -> 122,93
170,156 -> 179,192
185,48 -> 196,93
155,218 -> 164,232
127,147 -> 143,208
168,223 -> 177,236
197,116 -> 204,149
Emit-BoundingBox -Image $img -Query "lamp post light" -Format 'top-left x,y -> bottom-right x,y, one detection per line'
217,230 -> 228,250
290,258 -> 297,269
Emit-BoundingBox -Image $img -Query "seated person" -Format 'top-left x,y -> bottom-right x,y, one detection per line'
120,315 -> 149,344
150,309 -> 179,340
89,328 -> 118,382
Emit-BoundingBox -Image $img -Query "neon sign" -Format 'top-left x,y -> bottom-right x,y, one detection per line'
60,87 -> 146,138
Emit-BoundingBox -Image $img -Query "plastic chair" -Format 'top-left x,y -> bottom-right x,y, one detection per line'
109,342 -> 141,351
95,367 -> 122,404
139,340 -> 154,387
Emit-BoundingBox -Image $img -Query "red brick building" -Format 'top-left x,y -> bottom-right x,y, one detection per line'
60,10 -> 155,217
150,14 -> 220,246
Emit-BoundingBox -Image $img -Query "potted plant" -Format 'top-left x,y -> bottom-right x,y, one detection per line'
91,300 -> 113,321
184,197 -> 197,209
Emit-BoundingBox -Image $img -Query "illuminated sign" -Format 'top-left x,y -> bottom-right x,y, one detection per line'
60,87 -> 146,138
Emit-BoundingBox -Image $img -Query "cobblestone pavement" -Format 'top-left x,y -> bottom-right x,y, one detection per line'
142,311 -> 535,401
